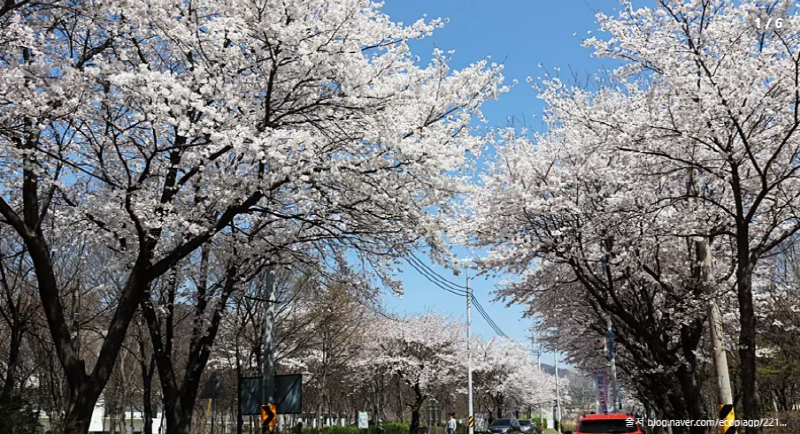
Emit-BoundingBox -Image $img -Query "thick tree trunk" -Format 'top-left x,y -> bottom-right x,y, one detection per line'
1,325 -> 23,399
409,384 -> 425,434
736,250 -> 760,434
59,385 -> 102,434
140,262 -> 238,434
410,408 -> 422,434
676,318 -> 709,434
140,352 -> 155,434
163,396 -> 194,434
675,365 -> 708,434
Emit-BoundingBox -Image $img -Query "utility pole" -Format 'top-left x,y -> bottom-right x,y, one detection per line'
554,344 -> 561,434
262,266 -> 277,433
606,313 -> 619,413
600,244 -> 620,413
211,398 -> 217,434
529,333 -> 535,419
466,270 -> 474,434
536,329 -> 542,427
696,241 -> 735,434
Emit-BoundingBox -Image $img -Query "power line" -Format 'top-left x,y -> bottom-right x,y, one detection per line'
404,255 -> 510,339
471,295 -> 509,338
471,296 -> 503,335
408,253 -> 469,290
405,256 -> 467,297
406,254 -> 468,294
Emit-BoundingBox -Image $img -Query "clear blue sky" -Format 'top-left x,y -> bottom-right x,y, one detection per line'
378,1 -> 634,363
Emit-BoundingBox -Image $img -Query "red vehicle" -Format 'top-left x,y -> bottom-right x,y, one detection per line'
570,413 -> 645,434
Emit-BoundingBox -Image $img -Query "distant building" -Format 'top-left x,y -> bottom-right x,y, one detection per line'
38,400 -> 163,434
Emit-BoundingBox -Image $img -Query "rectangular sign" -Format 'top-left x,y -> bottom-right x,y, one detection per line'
276,374 -> 302,414
592,369 -> 609,414
241,375 -> 303,415
474,412 -> 489,432
358,411 -> 369,429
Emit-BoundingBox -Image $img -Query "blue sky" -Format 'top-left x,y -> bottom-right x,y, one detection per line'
377,0 -> 632,364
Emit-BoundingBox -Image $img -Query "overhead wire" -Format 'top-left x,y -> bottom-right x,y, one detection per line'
472,295 -> 510,338
407,253 -> 468,291
404,254 -> 510,339
404,256 -> 468,297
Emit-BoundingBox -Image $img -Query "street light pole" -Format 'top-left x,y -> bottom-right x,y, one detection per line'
262,266 -> 276,433
696,241 -> 735,432
554,344 -> 561,434
467,270 -> 474,434
606,313 -> 619,412
536,329 -> 542,426
600,244 -> 620,413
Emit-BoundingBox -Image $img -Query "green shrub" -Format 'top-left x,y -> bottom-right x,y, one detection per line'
382,422 -> 410,434
0,394 -> 41,434
300,422 -> 410,434
302,426 -> 359,434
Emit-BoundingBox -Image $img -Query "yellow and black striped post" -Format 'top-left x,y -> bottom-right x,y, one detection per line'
261,404 -> 277,434
468,417 -> 474,428
718,404 -> 736,434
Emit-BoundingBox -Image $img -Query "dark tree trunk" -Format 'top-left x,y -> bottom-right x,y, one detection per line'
140,261 -> 239,434
675,365 -> 708,434
139,351 -> 156,434
1,324 -> 23,399
729,163 -> 761,434
163,396 -> 194,434
409,384 -> 426,434
677,319 -> 709,434
736,262 -> 760,434
0,154 -> 157,434
59,384 -> 103,434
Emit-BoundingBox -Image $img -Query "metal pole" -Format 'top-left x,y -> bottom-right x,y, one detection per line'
554,345 -> 561,434
696,241 -> 735,433
600,244 -> 619,413
536,329 -> 541,426
606,313 -> 619,413
529,334 -> 535,420
263,266 -> 277,432
203,399 -> 212,434
467,270 -> 474,434
211,398 -> 216,434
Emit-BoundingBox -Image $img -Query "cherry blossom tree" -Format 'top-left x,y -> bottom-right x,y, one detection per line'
457,2 -> 800,432
471,337 -> 557,418
578,2 -> 800,430
356,313 -> 465,434
459,117 -> 712,430
0,0 -> 504,431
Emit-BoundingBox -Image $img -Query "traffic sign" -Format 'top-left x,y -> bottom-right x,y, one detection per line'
241,375 -> 303,415
199,372 -> 225,399
261,404 -> 276,434
474,413 -> 488,432
468,416 -> 474,428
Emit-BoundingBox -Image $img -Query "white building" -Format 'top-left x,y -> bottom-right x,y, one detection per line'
38,400 -> 164,434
